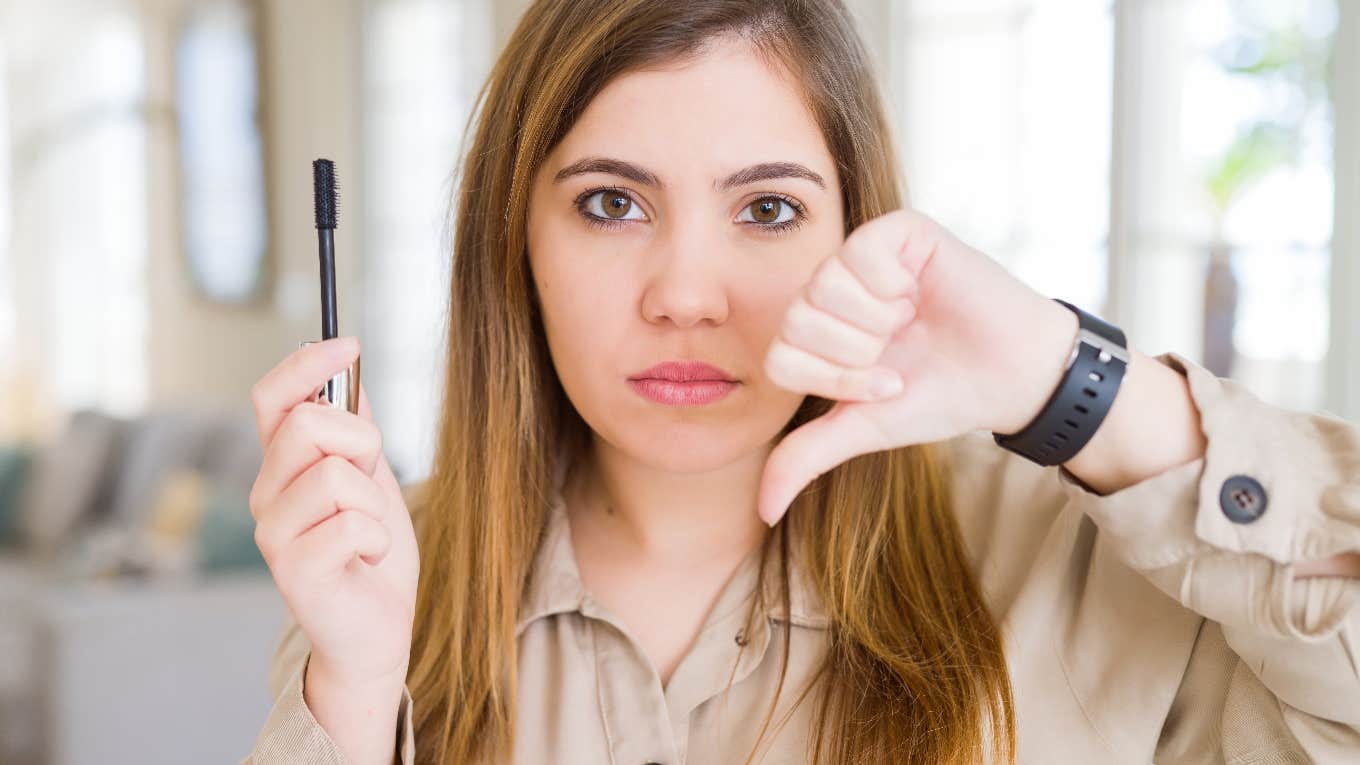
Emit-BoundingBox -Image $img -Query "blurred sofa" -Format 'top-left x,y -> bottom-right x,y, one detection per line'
0,406 -> 289,765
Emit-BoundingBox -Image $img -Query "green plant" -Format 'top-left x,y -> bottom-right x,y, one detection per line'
1202,4 -> 1335,232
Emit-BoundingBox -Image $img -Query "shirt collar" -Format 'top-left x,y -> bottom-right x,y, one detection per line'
515,442 -> 829,637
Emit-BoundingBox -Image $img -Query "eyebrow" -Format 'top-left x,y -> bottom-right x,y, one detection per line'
552,156 -> 826,191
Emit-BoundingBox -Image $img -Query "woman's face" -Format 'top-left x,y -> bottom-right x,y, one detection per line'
527,36 -> 845,473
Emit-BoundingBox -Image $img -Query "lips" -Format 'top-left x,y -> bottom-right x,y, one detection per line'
628,360 -> 738,383
628,379 -> 736,406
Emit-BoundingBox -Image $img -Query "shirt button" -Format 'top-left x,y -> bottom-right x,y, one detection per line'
1219,474 -> 1268,523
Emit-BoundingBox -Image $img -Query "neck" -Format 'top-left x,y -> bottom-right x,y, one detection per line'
564,436 -> 772,568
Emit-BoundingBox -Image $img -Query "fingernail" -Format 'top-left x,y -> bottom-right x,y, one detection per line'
868,368 -> 903,398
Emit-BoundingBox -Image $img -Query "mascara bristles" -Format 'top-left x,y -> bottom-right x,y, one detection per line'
313,158 -> 339,229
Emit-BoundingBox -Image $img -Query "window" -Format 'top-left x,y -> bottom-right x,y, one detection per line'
892,0 -> 1113,321
174,0 -> 268,304
3,5 -> 149,417
1111,0 -> 1338,414
0,39 -> 12,395
885,0 -> 1349,416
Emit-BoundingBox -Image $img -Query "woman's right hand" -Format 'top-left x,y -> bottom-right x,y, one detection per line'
248,336 -> 420,693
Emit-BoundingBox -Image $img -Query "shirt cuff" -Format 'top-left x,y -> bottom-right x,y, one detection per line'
248,651 -> 347,764
248,651 -> 416,765
1055,350 -> 1360,644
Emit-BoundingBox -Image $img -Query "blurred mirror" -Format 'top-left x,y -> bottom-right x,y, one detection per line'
174,0 -> 268,304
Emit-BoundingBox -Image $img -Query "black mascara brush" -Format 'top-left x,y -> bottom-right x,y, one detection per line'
313,158 -> 339,341
307,157 -> 359,413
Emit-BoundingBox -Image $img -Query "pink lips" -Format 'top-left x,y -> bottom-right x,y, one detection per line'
627,360 -> 739,406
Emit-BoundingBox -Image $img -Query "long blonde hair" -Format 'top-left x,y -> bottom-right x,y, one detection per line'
406,1 -> 1016,762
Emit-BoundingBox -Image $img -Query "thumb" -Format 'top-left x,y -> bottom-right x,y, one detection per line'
758,401 -> 890,527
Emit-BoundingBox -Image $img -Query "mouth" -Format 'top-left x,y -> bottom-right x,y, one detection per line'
627,360 -> 740,406
626,378 -> 739,406
627,360 -> 739,383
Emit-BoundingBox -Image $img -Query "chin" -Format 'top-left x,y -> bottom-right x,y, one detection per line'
585,411 -> 785,474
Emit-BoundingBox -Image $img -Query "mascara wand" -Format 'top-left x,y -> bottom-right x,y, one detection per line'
313,158 -> 339,341
306,157 -> 359,413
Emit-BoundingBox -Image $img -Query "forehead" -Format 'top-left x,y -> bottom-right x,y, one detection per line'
550,37 -> 831,179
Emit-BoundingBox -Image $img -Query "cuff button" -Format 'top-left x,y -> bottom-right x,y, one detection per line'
1219,474 -> 1268,523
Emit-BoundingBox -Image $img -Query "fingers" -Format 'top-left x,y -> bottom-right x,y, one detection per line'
254,455 -> 392,566
292,509 -> 392,575
806,255 -> 912,337
774,295 -> 891,370
766,260 -> 911,403
765,338 -> 903,402
838,209 -> 932,299
251,336 -> 361,448
764,208 -> 943,403
251,401 -> 383,511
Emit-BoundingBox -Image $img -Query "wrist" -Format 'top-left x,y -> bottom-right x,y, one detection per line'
992,297 -> 1080,436
304,653 -> 408,765
1060,347 -> 1206,495
308,648 -> 410,693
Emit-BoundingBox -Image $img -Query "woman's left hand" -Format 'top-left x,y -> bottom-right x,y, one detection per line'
758,207 -> 1083,526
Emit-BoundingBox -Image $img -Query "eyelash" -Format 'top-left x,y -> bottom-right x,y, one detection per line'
572,186 -> 809,236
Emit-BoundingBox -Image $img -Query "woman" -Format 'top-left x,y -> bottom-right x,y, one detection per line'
242,1 -> 1360,763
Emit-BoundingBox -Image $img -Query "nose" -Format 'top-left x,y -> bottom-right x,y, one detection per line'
639,218 -> 732,328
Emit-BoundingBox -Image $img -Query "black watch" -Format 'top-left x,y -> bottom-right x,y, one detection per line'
992,299 -> 1129,466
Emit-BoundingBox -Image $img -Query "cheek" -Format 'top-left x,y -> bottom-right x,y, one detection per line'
530,246 -> 633,391
748,251 -> 826,341
535,251 -> 627,333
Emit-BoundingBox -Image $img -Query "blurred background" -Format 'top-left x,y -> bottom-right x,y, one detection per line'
0,0 -> 1355,762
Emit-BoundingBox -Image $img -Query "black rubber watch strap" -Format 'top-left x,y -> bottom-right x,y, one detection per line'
992,299 -> 1129,466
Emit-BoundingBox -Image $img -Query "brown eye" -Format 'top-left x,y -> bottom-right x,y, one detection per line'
736,194 -> 805,234
748,197 -> 783,224
602,192 -> 633,219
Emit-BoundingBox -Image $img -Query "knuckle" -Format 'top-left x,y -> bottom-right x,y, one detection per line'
288,400 -> 323,432
848,337 -> 881,367
883,207 -> 918,234
273,407 -> 304,446
316,454 -> 352,492
249,382 -> 269,421
906,209 -> 942,246
253,522 -> 274,560
841,227 -> 871,260
837,368 -> 862,396
247,481 -> 263,520
780,301 -> 818,347
335,510 -> 365,540
805,272 -> 842,313
279,402 -> 326,449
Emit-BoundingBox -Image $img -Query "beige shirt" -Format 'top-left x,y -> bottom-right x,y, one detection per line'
242,351 -> 1360,764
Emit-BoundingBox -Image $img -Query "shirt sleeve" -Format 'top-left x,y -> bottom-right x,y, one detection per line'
238,610 -> 416,765
1056,350 -> 1360,755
